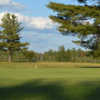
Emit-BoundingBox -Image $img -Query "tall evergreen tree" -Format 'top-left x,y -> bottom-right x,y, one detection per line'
78,0 -> 100,5
47,1 -> 100,57
0,13 -> 28,62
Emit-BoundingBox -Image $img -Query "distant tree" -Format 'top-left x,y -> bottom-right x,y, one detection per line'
23,50 -> 36,61
0,13 -> 28,62
56,46 -> 68,61
47,1 -> 100,57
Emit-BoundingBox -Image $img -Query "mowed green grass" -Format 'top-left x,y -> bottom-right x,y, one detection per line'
0,62 -> 100,100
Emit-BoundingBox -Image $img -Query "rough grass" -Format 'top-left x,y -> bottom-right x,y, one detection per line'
0,62 -> 100,100
0,62 -> 100,68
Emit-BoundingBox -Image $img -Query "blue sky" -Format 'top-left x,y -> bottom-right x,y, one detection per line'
0,0 -> 81,53
14,0 -> 78,16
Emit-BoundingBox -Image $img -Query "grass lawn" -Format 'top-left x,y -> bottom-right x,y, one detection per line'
0,62 -> 100,100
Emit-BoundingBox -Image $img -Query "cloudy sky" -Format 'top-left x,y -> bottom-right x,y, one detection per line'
0,0 -> 81,53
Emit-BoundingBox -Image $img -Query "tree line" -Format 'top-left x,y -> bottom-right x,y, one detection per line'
1,45 -> 99,63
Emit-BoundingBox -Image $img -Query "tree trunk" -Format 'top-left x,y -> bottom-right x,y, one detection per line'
8,54 -> 12,63
96,34 -> 100,49
8,49 -> 12,63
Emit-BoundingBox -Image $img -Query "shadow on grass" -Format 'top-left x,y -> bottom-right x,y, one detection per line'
0,80 -> 100,100
79,81 -> 100,100
0,80 -> 69,100
80,66 -> 100,68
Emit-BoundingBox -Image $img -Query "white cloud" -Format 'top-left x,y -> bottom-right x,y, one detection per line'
15,13 -> 54,30
0,12 -> 55,30
0,0 -> 10,5
0,0 -> 24,10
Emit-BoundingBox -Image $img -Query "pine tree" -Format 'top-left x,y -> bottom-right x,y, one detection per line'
0,13 -> 28,62
78,0 -> 100,5
47,1 -> 100,57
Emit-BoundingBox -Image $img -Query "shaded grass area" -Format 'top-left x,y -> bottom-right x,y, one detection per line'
0,80 -> 68,100
0,63 -> 100,100
0,79 -> 100,100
